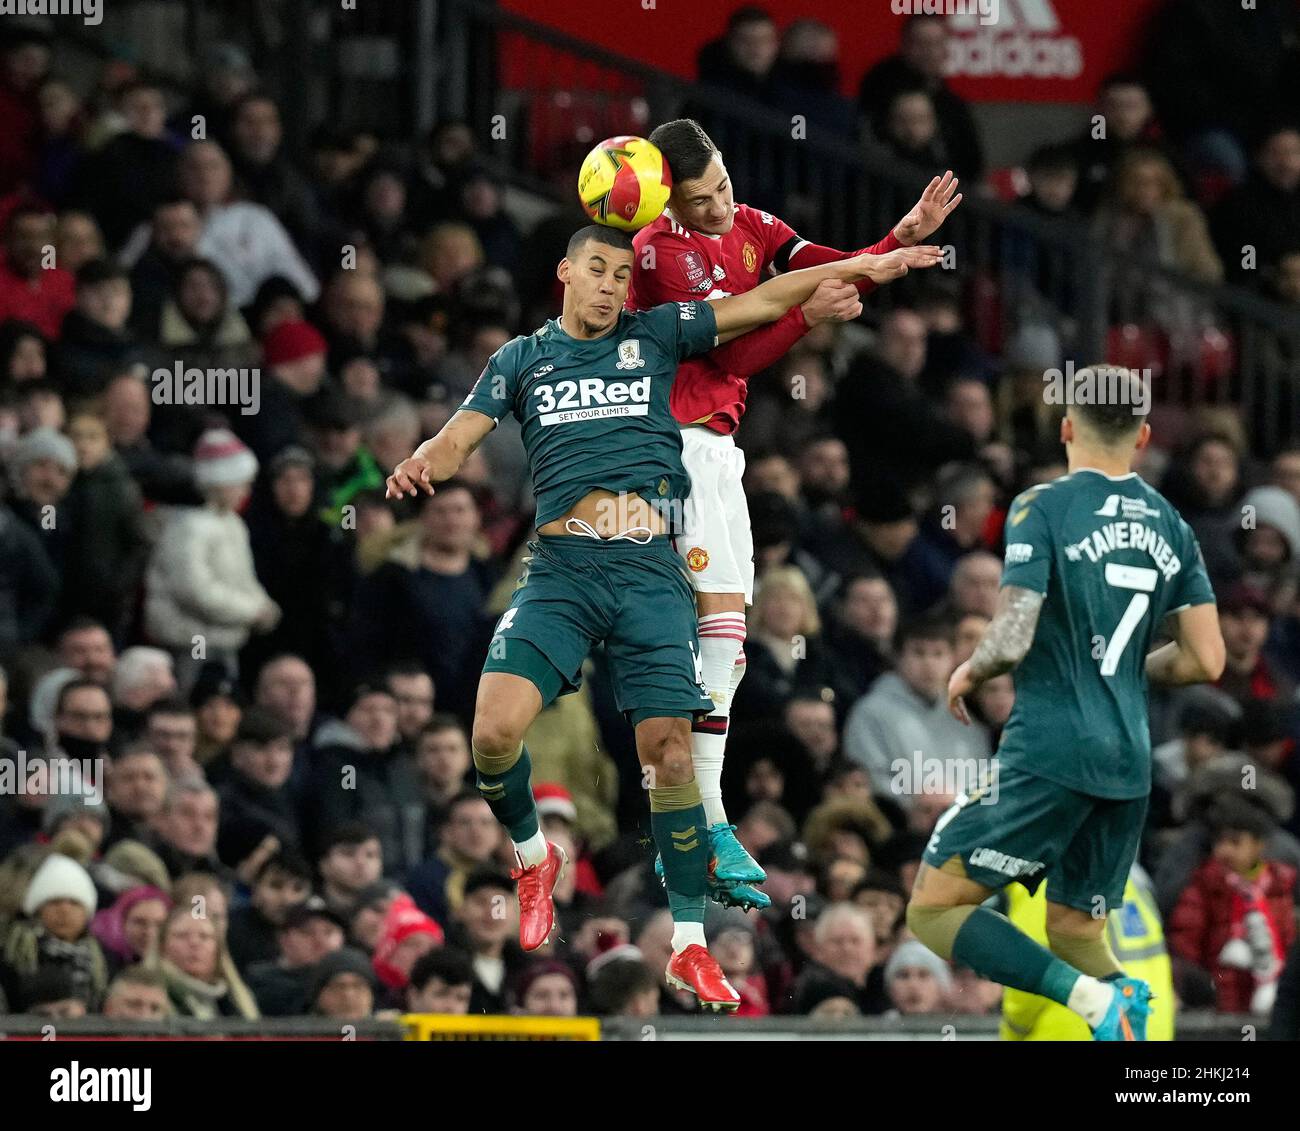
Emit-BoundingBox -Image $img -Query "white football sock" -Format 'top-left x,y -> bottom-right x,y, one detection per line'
513,830 -> 549,868
671,922 -> 707,953
1067,975 -> 1116,1028
694,613 -> 746,827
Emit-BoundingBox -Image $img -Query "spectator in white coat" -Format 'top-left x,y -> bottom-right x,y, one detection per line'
145,429 -> 279,692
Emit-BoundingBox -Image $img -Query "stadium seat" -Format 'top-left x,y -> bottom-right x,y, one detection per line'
1107,323 -> 1170,379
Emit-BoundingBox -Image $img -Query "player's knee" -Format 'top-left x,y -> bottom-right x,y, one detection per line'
635,718 -> 694,784
1045,904 -> 1105,946
471,716 -> 524,760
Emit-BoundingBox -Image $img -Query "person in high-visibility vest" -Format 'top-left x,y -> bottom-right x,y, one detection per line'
999,864 -> 1175,1041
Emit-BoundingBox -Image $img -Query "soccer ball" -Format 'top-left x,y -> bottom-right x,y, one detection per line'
577,135 -> 672,232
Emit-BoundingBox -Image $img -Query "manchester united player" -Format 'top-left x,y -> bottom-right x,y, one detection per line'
627,119 -> 962,907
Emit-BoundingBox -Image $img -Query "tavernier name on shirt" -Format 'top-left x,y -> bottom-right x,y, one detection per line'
1063,519 -> 1184,582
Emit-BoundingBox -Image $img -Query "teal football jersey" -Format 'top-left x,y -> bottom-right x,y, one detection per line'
997,469 -> 1216,799
460,301 -> 718,527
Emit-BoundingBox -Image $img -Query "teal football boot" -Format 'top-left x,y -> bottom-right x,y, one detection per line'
1092,977 -> 1152,1041
708,823 -> 765,884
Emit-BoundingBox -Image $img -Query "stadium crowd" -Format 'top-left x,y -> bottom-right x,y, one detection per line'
0,4 -> 1299,1033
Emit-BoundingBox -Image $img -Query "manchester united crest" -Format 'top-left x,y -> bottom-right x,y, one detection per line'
742,241 -> 758,273
686,547 -> 709,572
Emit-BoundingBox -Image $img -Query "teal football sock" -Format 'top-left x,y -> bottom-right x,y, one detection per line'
472,742 -> 540,844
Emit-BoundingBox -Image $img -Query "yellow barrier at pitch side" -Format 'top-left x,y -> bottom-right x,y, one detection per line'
402,1014 -> 601,1041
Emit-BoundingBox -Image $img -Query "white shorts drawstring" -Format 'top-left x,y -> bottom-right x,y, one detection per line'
563,516 -> 654,544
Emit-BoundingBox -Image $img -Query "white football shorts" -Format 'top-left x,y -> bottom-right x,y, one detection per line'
674,426 -> 755,604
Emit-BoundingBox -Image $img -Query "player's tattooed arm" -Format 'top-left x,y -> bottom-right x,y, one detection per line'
967,586 -> 1045,683
386,410 -> 494,498
949,585 -> 1043,724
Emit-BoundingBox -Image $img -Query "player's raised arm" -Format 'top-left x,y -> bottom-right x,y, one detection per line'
1145,603 -> 1226,686
948,585 -> 1045,724
385,409 -> 494,499
708,245 -> 942,342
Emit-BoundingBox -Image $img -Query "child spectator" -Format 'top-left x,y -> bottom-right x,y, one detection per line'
1,853 -> 107,1010
144,428 -> 280,693
1169,798 -> 1298,1014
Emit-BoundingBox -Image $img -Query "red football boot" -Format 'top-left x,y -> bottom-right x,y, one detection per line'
665,944 -> 741,1012
511,841 -> 567,951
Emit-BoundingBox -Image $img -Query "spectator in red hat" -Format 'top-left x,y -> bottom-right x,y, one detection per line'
234,317 -> 328,463
371,892 -> 443,999
144,428 -> 280,693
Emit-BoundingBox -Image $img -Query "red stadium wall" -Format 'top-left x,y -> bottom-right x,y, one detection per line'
499,0 -> 1163,103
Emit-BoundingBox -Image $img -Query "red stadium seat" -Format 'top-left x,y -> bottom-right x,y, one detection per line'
1107,323 -> 1169,379
527,90 -> 652,182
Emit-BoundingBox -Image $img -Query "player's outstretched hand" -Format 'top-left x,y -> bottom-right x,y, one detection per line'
387,456 -> 435,499
848,245 -> 943,283
894,170 -> 963,246
947,659 -> 977,725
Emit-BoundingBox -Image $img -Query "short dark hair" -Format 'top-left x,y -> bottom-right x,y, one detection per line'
408,946 -> 473,992
417,713 -> 467,742
146,698 -> 193,722
255,848 -> 313,885
384,661 -> 431,683
59,616 -> 109,640
446,787 -> 487,817
233,705 -> 295,747
852,867 -> 907,901
1067,364 -> 1149,442
55,678 -> 109,716
319,821 -> 381,857
423,476 -> 475,504
108,964 -> 167,994
728,5 -> 774,31
76,258 -> 128,290
1026,143 -> 1078,175
565,223 -> 635,259
1208,797 -> 1274,841
588,958 -> 658,1015
896,612 -> 953,652
648,119 -> 719,184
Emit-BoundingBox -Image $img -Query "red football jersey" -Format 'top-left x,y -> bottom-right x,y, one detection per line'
627,203 -> 801,434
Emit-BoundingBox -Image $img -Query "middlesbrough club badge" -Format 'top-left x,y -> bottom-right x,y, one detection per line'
686,547 -> 709,572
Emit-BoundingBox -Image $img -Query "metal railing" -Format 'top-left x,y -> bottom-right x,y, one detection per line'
428,0 -> 1300,454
